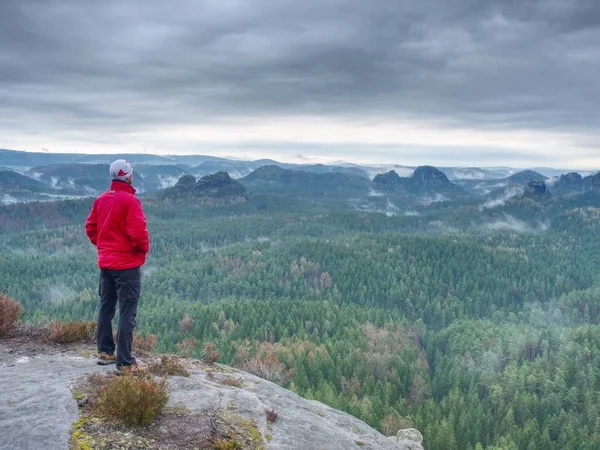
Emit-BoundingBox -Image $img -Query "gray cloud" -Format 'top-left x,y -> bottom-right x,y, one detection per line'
0,0 -> 599,164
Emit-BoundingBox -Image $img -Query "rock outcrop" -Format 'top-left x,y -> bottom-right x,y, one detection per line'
372,166 -> 469,201
549,172 -> 584,196
159,171 -> 247,202
584,172 -> 600,193
372,170 -> 403,187
411,166 -> 450,186
390,428 -> 424,450
525,179 -> 548,195
0,340 -> 419,450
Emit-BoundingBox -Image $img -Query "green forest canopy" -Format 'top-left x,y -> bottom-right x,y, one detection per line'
1,192 -> 600,450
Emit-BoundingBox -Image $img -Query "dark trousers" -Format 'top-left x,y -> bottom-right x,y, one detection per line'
97,267 -> 141,367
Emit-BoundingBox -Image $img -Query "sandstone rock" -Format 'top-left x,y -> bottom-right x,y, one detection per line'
0,348 -> 416,450
389,428 -> 424,450
526,179 -> 547,195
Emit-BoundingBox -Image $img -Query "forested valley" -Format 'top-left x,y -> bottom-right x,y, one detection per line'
2,183 -> 600,450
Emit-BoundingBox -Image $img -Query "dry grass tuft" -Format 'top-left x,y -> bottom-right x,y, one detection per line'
218,376 -> 244,388
148,355 -> 190,377
97,372 -> 169,427
47,320 -> 96,343
0,291 -> 22,337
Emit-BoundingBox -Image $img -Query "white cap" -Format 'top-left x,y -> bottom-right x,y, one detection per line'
110,159 -> 133,181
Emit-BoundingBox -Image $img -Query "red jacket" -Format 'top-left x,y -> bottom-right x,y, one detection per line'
85,181 -> 150,270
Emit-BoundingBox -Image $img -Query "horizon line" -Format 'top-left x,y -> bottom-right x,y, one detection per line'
1,147 -> 598,172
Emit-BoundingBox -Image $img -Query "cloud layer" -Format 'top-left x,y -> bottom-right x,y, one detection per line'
1,0 -> 599,166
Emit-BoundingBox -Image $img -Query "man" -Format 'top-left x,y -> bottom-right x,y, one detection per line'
85,159 -> 150,374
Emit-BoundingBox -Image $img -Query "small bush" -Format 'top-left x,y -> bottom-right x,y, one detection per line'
47,321 -> 96,343
176,337 -> 198,356
148,355 -> 190,377
0,292 -> 22,337
265,408 -> 278,423
218,376 -> 244,388
133,333 -> 157,352
98,373 -> 169,427
202,341 -> 220,364
179,315 -> 193,332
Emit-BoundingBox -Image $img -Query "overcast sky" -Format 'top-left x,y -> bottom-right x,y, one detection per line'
1,0 -> 599,168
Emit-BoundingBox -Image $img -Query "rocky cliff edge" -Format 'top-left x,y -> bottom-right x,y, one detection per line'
0,333 -> 423,450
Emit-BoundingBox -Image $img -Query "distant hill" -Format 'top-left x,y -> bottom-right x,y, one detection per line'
290,164 -> 368,178
0,170 -> 51,203
27,164 -> 108,194
25,163 -> 191,195
192,160 -> 369,180
2,148 -> 599,207
240,165 -> 371,199
438,167 -> 510,181
506,170 -> 547,183
456,170 -> 548,196
0,149 -> 366,179
0,149 -> 80,167
192,160 -> 260,179
0,149 -> 176,167
131,165 -> 189,193
0,170 -> 47,192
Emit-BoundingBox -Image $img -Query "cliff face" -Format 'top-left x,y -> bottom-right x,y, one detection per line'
0,339 -> 422,450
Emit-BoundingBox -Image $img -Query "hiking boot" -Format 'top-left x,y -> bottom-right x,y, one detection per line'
115,362 -> 146,376
96,352 -> 116,365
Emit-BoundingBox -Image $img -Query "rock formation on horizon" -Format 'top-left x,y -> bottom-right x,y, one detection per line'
159,171 -> 247,202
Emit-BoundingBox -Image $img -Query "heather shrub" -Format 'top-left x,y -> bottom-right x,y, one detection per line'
235,342 -> 294,383
265,408 -> 279,423
0,292 -> 21,337
176,337 -> 198,356
47,321 -> 96,343
202,341 -> 220,364
211,440 -> 242,450
98,373 -> 169,427
133,333 -> 157,352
